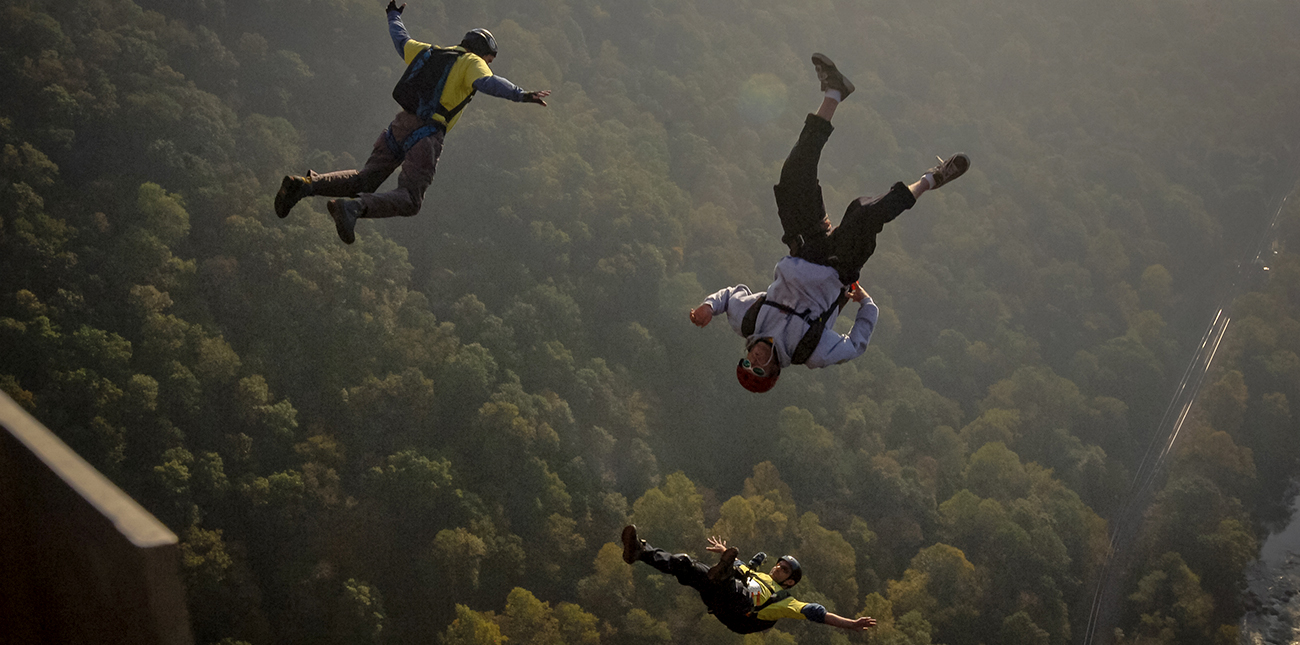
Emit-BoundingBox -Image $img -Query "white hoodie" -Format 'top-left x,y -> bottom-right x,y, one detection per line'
702,256 -> 878,368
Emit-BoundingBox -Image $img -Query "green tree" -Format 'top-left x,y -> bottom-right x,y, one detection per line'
576,542 -> 635,621
630,471 -> 706,551
1001,611 -> 1050,645
441,605 -> 506,645
963,442 -> 1030,500
336,579 -> 386,645
888,544 -> 982,645
500,587 -> 563,645
1122,553 -> 1214,645
794,512 -> 859,615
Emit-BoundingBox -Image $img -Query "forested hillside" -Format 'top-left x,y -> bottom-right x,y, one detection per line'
3,0 -> 1299,643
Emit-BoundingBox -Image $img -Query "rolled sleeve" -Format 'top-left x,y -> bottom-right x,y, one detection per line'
800,603 -> 827,623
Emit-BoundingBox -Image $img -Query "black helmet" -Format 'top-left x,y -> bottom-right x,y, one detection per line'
461,28 -> 498,58
778,555 -> 803,587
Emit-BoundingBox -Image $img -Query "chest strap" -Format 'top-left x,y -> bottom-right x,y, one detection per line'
434,90 -> 476,123
746,576 -> 791,617
739,290 -> 851,365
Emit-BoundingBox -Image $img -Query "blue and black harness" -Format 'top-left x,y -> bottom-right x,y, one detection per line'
387,46 -> 476,160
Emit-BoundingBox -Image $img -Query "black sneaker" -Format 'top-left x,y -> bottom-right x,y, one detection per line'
811,53 -> 855,100
621,525 -> 645,564
926,153 -> 971,189
327,199 -> 363,244
275,175 -> 312,219
708,546 -> 738,582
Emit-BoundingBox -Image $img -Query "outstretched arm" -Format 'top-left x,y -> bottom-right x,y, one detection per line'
472,76 -> 551,105
822,613 -> 877,631
694,284 -> 759,335
802,295 -> 877,368
386,2 -> 411,58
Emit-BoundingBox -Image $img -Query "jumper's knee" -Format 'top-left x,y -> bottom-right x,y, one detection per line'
401,187 -> 424,217
356,174 -> 388,195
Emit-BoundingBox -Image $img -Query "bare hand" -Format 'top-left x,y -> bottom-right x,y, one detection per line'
848,617 -> 877,631
706,536 -> 729,553
847,282 -> 868,303
525,90 -> 551,106
690,304 -> 714,327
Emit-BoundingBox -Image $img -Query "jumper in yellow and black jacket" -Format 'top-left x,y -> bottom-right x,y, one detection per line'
387,11 -> 532,132
734,562 -> 828,623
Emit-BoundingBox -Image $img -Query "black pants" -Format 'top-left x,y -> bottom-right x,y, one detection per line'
772,114 -> 916,285
639,545 -> 776,634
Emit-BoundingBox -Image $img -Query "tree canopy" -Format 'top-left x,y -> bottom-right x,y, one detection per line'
2,0 -> 1299,643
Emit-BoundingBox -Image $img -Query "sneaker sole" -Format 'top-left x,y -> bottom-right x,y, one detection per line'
811,53 -> 855,96
621,526 -> 640,564
274,177 -> 296,218
327,200 -> 356,244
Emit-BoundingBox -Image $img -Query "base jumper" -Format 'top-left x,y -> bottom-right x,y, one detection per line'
689,54 -> 970,392
620,525 -> 877,634
274,1 -> 552,244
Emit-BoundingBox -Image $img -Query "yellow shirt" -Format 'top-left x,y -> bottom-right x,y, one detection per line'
736,565 -> 814,621
401,41 -> 493,131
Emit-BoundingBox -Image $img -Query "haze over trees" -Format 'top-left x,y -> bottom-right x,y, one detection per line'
2,0 -> 1299,643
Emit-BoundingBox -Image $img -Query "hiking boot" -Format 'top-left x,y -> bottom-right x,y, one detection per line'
926,153 -> 971,189
811,53 -> 855,100
708,546 -> 739,583
275,175 -> 312,219
621,525 -> 645,564
327,198 -> 364,244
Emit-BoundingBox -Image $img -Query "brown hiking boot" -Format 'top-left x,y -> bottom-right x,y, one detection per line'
926,153 -> 971,189
327,199 -> 364,244
275,175 -> 312,219
708,546 -> 739,582
621,525 -> 645,564
811,53 -> 855,100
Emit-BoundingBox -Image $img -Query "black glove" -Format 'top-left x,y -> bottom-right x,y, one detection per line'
523,90 -> 549,106
386,1 -> 406,14
749,552 -> 767,568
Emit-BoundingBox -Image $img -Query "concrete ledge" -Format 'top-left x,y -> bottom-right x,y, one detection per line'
0,391 -> 193,645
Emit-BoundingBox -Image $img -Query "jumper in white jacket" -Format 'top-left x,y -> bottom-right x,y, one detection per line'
702,256 -> 878,368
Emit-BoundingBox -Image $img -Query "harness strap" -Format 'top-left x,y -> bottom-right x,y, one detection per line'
740,289 -> 851,365
383,128 -> 403,159
383,123 -> 444,162
760,298 -> 809,318
434,90 -> 476,122
746,577 -> 790,617
741,295 -> 810,337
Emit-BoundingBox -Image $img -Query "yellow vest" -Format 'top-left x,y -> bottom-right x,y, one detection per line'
401,41 -> 493,131
735,564 -> 813,621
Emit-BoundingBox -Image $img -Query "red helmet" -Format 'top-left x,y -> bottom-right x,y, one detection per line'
736,360 -> 780,393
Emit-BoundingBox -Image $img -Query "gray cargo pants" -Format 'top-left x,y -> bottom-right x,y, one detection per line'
309,110 -> 443,219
